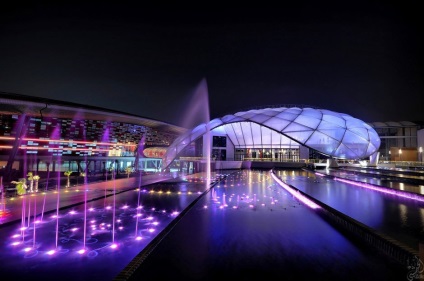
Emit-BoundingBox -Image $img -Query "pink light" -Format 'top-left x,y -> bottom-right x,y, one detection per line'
77,249 -> 86,254
0,136 -> 136,147
23,247 -> 32,252
271,172 -> 320,209
148,228 -> 155,233
11,241 -> 20,246
334,177 -> 424,202
47,250 -> 55,255
110,243 -> 118,249
12,234 -> 20,238
69,211 -> 77,215
315,172 -> 326,177
71,228 -> 78,232
136,236 -> 142,241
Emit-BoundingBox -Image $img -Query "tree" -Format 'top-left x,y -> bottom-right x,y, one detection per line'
27,172 -> 34,193
125,166 -> 133,178
11,178 -> 27,195
80,172 -> 86,184
33,175 -> 40,192
64,170 -> 72,188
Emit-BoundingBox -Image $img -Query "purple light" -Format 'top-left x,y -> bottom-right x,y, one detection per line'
47,250 -> 55,255
334,177 -> 424,202
271,172 -> 320,209
110,243 -> 118,249
315,172 -> 326,177
77,249 -> 86,254
136,236 -> 142,241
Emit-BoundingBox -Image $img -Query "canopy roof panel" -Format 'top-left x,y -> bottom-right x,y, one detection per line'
162,107 -> 381,169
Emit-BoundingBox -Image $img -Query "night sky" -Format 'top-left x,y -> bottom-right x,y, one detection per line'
0,2 -> 423,128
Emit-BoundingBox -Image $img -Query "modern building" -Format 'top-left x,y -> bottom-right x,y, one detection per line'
368,121 -> 422,162
0,92 -> 185,182
1,92 -> 423,182
162,106 -> 382,172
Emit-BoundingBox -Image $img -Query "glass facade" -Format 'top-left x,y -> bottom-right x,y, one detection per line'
162,107 -> 381,169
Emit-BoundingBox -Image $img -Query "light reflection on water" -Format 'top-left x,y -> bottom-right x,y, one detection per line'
278,170 -> 424,250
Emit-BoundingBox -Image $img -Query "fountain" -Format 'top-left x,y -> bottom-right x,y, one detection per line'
179,78 -> 211,187
1,79 -> 215,278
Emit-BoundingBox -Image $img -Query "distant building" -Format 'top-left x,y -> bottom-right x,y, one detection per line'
368,121 -> 423,162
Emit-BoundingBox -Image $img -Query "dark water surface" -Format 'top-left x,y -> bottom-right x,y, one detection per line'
130,170 -> 407,281
279,169 -> 424,250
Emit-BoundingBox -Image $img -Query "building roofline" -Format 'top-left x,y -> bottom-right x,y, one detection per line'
0,91 -> 187,135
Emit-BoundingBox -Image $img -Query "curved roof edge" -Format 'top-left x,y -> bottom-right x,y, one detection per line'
0,91 -> 187,135
162,107 -> 381,170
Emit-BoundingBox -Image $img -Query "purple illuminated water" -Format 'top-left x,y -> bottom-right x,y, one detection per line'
128,170 -> 406,280
278,169 -> 424,250
0,176 -> 210,280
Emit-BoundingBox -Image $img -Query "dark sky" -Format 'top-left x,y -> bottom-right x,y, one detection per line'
0,2 -> 423,128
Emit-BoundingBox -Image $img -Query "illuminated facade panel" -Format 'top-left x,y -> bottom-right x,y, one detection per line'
162,107 -> 381,169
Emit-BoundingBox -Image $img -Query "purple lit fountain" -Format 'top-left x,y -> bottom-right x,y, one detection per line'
179,78 -> 211,187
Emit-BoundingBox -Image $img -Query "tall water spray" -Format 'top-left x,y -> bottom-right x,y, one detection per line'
179,78 -> 211,187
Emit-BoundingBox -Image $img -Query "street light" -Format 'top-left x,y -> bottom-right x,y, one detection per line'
399,148 -> 402,161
